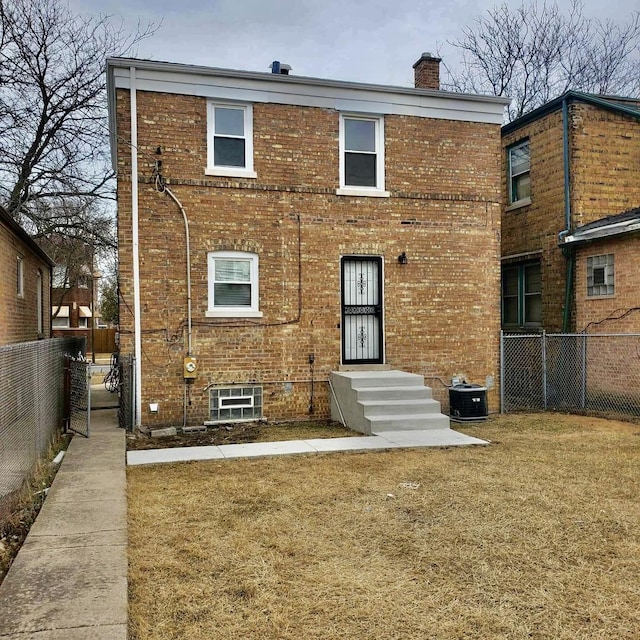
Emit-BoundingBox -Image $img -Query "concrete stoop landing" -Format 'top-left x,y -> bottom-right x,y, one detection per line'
330,370 -> 450,434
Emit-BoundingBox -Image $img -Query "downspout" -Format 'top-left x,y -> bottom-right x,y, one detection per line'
559,97 -> 574,333
130,66 -> 143,427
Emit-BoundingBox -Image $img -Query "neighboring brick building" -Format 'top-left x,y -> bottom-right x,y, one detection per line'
107,55 -> 509,429
564,208 -> 640,333
501,91 -> 640,333
0,206 -> 53,345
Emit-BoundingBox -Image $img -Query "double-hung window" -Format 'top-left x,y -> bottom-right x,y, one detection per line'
587,254 -> 614,297
502,261 -> 542,328
207,251 -> 261,317
338,115 -> 388,197
508,140 -> 530,205
206,103 -> 256,178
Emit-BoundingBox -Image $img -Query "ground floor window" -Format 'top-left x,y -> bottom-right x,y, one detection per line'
502,260 -> 542,328
587,254 -> 614,297
208,385 -> 263,422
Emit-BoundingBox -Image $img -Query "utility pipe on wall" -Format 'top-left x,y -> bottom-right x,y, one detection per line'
559,96 -> 574,333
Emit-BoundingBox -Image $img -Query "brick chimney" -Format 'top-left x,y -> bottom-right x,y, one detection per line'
413,52 -> 441,90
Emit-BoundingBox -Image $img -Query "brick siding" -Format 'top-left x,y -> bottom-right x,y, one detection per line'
117,89 -> 503,427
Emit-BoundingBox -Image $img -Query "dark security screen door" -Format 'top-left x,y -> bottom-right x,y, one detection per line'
341,257 -> 383,364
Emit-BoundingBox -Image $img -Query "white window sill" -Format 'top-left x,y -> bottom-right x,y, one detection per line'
336,188 -> 390,198
506,197 -> 531,211
586,294 -> 616,300
205,167 -> 257,179
206,310 -> 263,318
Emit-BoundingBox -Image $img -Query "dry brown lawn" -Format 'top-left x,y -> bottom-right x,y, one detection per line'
128,413 -> 640,639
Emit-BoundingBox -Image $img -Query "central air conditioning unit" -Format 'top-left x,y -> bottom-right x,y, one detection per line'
449,383 -> 488,421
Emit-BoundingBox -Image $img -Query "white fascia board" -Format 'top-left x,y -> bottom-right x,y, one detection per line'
111,66 -> 506,125
564,220 -> 640,244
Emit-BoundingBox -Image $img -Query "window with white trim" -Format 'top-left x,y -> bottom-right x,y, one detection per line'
338,115 -> 388,196
207,251 -> 261,317
206,103 -> 256,178
508,140 -> 530,205
36,270 -> 43,334
16,256 -> 24,297
587,254 -> 614,297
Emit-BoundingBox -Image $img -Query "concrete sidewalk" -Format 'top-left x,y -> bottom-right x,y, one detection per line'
128,426 -> 488,466
0,404 -> 127,640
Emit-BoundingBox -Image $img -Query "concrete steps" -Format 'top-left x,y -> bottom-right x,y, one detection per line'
330,370 -> 450,434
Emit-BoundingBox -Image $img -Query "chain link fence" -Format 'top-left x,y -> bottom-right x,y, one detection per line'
0,337 -> 85,500
501,332 -> 640,418
118,353 -> 135,432
67,357 -> 91,437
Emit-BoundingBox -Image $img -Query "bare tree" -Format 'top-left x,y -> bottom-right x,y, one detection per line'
0,0 -> 156,242
442,0 -> 640,121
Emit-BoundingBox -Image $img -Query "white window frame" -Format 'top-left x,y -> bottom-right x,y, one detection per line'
508,140 -> 531,205
52,316 -> 70,328
206,251 -> 262,318
205,102 -> 257,179
16,256 -> 24,298
36,270 -> 43,334
337,114 -> 389,198
78,317 -> 89,329
587,254 -> 615,297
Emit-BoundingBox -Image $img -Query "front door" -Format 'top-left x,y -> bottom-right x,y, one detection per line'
341,256 -> 383,364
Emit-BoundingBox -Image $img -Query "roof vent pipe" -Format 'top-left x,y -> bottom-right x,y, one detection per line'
270,60 -> 292,75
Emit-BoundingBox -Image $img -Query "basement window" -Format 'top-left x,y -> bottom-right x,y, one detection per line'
206,102 -> 256,178
208,386 -> 263,423
587,254 -> 614,297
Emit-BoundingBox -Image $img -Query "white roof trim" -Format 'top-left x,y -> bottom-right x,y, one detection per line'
107,60 -> 507,125
563,219 -> 640,244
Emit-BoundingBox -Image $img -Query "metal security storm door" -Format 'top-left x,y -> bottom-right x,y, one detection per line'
341,256 -> 383,364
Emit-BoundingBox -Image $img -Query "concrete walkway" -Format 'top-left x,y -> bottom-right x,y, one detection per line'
128,427 -> 488,467
0,400 -> 127,639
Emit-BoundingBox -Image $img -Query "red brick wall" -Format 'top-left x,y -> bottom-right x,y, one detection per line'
0,222 -> 51,345
502,102 -> 640,332
116,89 -> 503,427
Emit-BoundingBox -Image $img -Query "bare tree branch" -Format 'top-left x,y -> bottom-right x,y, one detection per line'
442,0 -> 640,121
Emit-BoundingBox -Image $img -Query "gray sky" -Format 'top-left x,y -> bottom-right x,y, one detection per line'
71,0 -> 638,87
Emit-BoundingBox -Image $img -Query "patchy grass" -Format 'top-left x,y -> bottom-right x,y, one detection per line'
128,413 -> 640,639
0,431 -> 72,584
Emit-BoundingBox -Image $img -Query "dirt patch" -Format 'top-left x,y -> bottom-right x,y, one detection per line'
126,419 -> 357,451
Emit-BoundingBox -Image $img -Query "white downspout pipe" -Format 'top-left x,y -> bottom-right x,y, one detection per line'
130,66 -> 143,428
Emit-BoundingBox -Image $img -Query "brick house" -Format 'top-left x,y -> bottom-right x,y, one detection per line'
107,55 -> 509,429
0,205 -> 53,345
501,91 -> 640,333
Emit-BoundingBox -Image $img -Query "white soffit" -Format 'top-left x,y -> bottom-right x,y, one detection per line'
111,65 -> 506,125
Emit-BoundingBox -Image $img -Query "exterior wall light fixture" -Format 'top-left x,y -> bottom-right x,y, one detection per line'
397,252 -> 408,265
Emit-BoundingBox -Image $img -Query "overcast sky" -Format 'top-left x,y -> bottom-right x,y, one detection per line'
71,0 -> 638,87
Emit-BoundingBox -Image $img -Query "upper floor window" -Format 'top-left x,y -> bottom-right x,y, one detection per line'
206,103 -> 256,179
16,256 -> 24,298
508,140 -> 530,205
587,254 -> 614,297
337,115 -> 389,197
502,261 -> 541,328
207,251 -> 262,318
